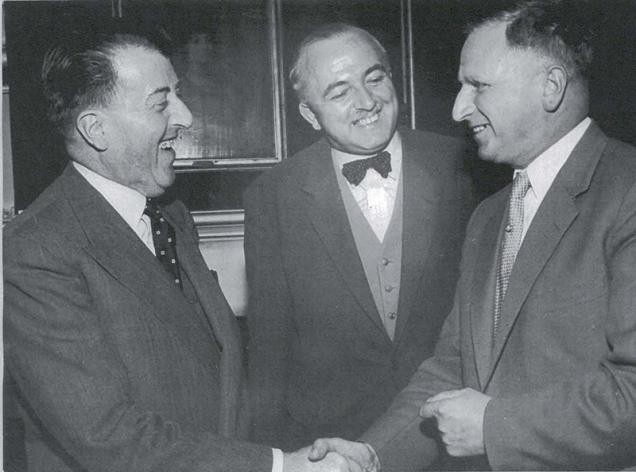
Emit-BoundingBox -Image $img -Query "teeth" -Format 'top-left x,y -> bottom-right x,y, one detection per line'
472,124 -> 488,134
159,139 -> 175,149
356,113 -> 379,126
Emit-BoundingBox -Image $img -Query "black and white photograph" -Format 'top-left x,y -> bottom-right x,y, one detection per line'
3,0 -> 636,470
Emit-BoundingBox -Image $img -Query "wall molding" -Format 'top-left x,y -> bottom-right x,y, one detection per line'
193,210 -> 245,242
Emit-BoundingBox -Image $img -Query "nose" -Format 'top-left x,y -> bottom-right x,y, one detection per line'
170,95 -> 193,129
452,85 -> 475,123
354,85 -> 376,111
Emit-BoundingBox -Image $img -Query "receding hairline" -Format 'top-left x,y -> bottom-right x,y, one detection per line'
290,27 -> 390,101
464,2 -> 594,82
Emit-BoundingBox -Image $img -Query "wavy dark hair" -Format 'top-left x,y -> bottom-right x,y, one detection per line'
42,32 -> 159,137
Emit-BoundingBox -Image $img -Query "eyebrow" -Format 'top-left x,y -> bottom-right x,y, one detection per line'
148,86 -> 170,98
365,64 -> 387,77
321,64 -> 387,98
147,80 -> 181,100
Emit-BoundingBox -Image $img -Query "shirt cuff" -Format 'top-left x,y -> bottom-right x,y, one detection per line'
271,448 -> 284,472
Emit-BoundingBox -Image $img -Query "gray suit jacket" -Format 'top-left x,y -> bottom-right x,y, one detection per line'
244,129 -> 476,449
4,164 -> 271,472
362,123 -> 636,470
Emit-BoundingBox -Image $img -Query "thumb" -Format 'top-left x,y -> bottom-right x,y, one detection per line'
308,438 -> 330,461
420,400 -> 440,418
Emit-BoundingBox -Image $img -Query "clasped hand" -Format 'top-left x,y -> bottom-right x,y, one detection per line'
284,438 -> 380,472
419,388 -> 491,457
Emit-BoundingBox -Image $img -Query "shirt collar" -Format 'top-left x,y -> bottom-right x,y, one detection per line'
518,117 -> 592,201
72,161 -> 148,231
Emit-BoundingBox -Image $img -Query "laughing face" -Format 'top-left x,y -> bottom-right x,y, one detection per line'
99,46 -> 192,197
452,21 -> 548,168
298,33 -> 399,155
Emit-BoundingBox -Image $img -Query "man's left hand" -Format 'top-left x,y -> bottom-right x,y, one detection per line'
419,388 -> 491,457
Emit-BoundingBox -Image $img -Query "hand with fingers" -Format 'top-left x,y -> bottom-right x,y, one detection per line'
419,388 -> 491,457
306,437 -> 380,472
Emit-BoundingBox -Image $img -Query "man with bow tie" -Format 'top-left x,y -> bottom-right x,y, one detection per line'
244,22 -> 476,450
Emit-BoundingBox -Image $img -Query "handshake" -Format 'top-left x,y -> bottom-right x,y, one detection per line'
284,438 -> 380,472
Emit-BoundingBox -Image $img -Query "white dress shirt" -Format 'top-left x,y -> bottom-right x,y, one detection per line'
332,132 -> 403,242
517,117 -> 591,241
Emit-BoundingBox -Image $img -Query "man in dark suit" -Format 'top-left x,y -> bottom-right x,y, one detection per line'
314,1 -> 636,470
3,31 -> 374,472
244,23 -> 475,450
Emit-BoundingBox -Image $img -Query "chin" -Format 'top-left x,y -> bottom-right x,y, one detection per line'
476,146 -> 498,163
153,171 -> 176,193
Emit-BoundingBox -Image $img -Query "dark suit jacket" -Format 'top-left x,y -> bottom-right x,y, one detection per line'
3,164 -> 271,472
361,122 -> 636,471
244,129 -> 476,449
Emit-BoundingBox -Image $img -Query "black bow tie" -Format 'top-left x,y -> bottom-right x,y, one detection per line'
341,151 -> 392,186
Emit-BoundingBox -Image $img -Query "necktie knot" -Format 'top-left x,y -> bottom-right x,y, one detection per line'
342,151 -> 392,186
144,199 -> 162,220
511,171 -> 531,200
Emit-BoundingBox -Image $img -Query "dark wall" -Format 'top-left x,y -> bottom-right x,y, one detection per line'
5,0 -> 636,210
4,1 -> 114,211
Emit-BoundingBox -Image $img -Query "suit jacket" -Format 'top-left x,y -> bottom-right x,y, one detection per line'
361,122 -> 636,470
3,164 -> 271,472
244,129 -> 476,449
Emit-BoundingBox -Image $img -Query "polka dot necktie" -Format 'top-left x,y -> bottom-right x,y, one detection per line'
493,171 -> 530,338
144,199 -> 182,290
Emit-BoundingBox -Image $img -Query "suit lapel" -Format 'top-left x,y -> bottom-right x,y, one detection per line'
468,194 -> 507,388
162,206 -> 242,437
393,131 -> 442,342
302,141 -> 386,335
485,122 -> 608,387
62,166 -> 220,373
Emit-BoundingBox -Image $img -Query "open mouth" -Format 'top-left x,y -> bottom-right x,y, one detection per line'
354,111 -> 380,127
159,138 -> 177,150
471,124 -> 489,135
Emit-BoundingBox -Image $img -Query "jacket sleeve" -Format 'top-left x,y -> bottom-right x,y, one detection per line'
243,176 -> 295,448
3,230 -> 273,472
358,289 -> 465,471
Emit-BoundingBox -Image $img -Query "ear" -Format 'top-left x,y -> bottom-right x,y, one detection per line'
299,102 -> 322,131
76,110 -> 108,151
542,65 -> 568,112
